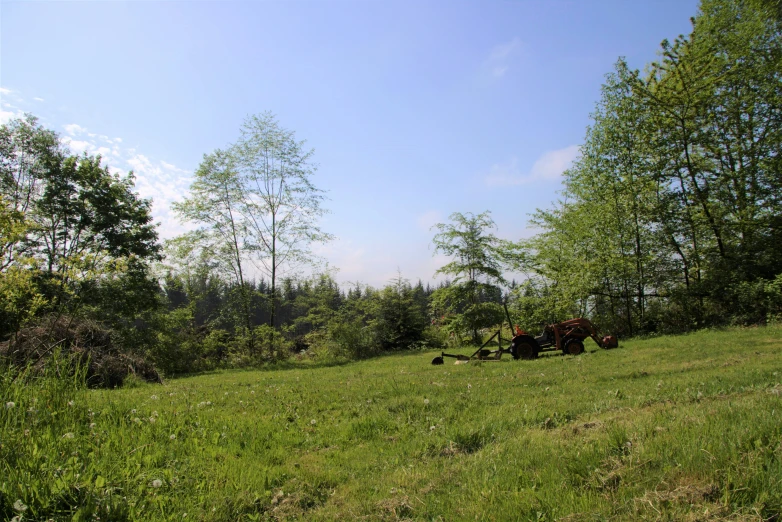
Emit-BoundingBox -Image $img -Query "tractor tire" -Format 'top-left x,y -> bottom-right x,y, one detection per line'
564,338 -> 585,356
512,336 -> 539,360
431,356 -> 444,365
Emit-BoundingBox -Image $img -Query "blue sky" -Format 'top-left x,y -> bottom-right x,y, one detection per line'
1,0 -> 699,288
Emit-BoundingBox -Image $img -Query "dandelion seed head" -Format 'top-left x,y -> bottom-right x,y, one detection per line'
5,402 -> 15,409
67,400 -> 74,407
310,419 -> 317,425
90,423 -> 96,429
430,425 -> 436,431
13,499 -> 27,512
151,479 -> 163,488
131,409 -> 137,414
150,395 -> 158,400
423,399 -> 429,405
170,434 -> 177,440
63,432 -> 75,439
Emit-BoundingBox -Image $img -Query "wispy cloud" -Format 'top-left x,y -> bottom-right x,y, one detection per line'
63,123 -> 86,136
0,87 -> 12,95
33,97 -> 45,102
416,210 -> 442,232
483,37 -> 523,79
485,145 -> 580,186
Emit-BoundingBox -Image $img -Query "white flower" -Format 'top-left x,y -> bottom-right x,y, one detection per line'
150,395 -> 158,400
89,423 -> 97,429
5,401 -> 15,409
133,417 -> 141,424
151,411 -> 158,417
149,417 -> 156,424
67,400 -> 74,407
63,432 -> 75,439
467,384 -> 472,389
170,434 -> 177,440
423,399 -> 429,405
151,479 -> 163,488
131,409 -> 137,414
430,425 -> 436,431
310,419 -> 317,425
13,499 -> 27,512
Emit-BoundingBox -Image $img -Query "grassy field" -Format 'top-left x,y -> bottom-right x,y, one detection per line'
2,325 -> 782,521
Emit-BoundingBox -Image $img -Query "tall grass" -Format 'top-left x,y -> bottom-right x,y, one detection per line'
2,326 -> 782,520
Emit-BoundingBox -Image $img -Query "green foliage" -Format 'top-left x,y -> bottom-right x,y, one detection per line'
1,115 -> 161,353
521,0 -> 782,335
431,211 -> 518,343
172,113 -> 333,357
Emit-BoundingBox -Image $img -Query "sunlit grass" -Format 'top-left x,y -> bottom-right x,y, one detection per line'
2,325 -> 782,520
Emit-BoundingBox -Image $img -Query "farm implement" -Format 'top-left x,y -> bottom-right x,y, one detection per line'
431,307 -> 618,365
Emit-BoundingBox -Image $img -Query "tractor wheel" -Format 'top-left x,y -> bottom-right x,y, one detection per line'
512,337 -> 539,360
431,356 -> 444,365
564,338 -> 585,356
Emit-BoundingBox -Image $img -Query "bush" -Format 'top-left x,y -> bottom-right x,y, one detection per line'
0,316 -> 160,388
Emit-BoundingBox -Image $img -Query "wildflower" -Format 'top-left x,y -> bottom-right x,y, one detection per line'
151,479 -> 163,488
250,390 -> 255,394
5,401 -> 15,409
310,419 -> 317,425
206,401 -> 212,406
149,417 -> 156,424
430,425 -> 436,431
63,432 -> 75,439
170,434 -> 176,440
67,400 -> 74,407
151,411 -> 158,417
133,417 -> 141,424
423,399 -> 429,405
150,395 -> 158,400
131,409 -> 137,414
467,384 -> 472,389
13,499 -> 27,512
90,423 -> 97,429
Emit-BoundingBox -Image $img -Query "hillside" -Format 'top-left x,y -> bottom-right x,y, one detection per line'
2,325 -> 782,520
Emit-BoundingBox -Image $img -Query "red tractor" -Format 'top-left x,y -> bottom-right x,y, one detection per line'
431,311 -> 618,365
511,318 -> 618,360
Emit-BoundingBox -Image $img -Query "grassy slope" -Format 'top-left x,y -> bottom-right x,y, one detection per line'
2,325 -> 782,521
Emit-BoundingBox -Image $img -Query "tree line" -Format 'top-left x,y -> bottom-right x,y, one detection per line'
513,0 -> 782,337
1,0 -> 780,381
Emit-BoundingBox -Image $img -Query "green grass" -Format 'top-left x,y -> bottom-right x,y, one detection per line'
2,325 -> 782,521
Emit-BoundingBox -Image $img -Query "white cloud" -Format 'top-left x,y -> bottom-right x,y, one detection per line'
66,139 -> 93,154
161,160 -> 190,174
63,123 -> 86,136
485,145 -> 580,186
484,37 -> 523,79
0,87 -> 12,95
33,97 -> 45,102
0,108 -> 25,124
